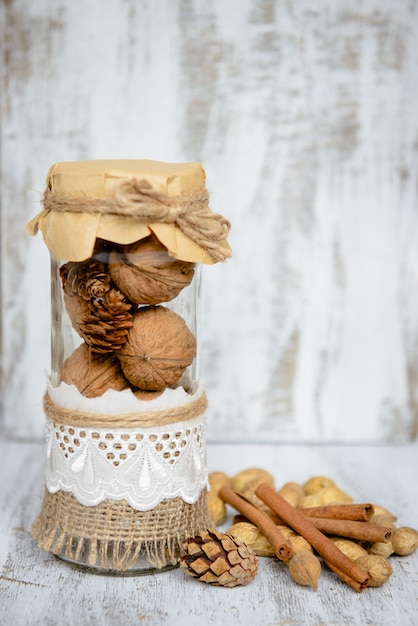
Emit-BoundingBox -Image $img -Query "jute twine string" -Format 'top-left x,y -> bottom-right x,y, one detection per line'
43,178 -> 231,262
31,489 -> 211,570
43,390 -> 208,428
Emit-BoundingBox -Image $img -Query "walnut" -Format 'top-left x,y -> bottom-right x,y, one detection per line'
117,306 -> 196,391
60,343 -> 130,398
133,388 -> 163,401
108,234 -> 195,305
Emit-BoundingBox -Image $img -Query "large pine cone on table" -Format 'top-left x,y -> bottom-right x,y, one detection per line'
180,529 -> 258,587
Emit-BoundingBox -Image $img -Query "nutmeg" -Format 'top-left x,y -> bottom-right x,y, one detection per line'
108,234 -> 195,305
61,343 -> 130,398
117,306 -> 196,391
392,527 -> 418,556
288,551 -> 321,589
356,554 -> 393,587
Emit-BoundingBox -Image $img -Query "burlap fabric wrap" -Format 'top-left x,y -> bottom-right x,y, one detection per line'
31,390 -> 211,571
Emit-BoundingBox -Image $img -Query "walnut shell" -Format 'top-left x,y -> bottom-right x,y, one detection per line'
133,388 -> 164,401
108,235 -> 195,305
117,306 -> 196,391
61,343 -> 130,398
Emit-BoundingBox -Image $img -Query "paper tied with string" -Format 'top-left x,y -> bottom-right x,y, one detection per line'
26,159 -> 231,264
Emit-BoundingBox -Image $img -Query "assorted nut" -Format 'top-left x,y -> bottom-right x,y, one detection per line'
202,467 -> 418,591
207,471 -> 231,526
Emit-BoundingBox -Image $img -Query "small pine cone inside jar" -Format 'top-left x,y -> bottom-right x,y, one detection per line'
60,260 -> 112,335
180,529 -> 258,587
108,234 -> 195,305
60,260 -> 112,301
117,306 -> 196,391
59,260 -> 133,354
78,289 -> 133,354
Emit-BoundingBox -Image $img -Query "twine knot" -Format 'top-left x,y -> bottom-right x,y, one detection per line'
43,178 -> 231,263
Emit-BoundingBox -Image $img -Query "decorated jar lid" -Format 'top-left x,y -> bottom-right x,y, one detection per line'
27,159 -> 231,264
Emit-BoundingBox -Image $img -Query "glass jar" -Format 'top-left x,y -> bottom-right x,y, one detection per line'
50,238 -> 201,395
28,160 -> 231,575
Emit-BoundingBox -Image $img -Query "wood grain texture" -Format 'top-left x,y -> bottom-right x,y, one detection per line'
0,440 -> 417,625
1,0 -> 418,442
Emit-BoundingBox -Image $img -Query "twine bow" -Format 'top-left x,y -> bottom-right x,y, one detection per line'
43,178 -> 231,263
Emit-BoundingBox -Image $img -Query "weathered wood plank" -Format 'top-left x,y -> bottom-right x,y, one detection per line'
1,0 -> 418,442
1,441 -> 417,625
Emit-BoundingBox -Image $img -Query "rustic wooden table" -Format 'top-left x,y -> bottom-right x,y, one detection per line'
1,439 -> 417,626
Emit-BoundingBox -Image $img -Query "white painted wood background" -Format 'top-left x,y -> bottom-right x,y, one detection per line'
1,0 -> 418,443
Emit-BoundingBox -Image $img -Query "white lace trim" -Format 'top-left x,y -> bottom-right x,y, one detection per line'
45,415 -> 207,511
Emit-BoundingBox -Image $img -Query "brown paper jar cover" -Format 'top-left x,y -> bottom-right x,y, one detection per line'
26,159 -> 231,264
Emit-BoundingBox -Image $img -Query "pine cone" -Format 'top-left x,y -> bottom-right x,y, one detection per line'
60,260 -> 111,300
180,529 -> 258,587
78,289 -> 133,354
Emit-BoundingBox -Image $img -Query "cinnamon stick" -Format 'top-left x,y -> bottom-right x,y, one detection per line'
308,518 -> 393,543
324,561 -> 367,593
233,513 -> 391,544
255,483 -> 369,591
219,485 -> 293,561
302,503 -> 375,522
